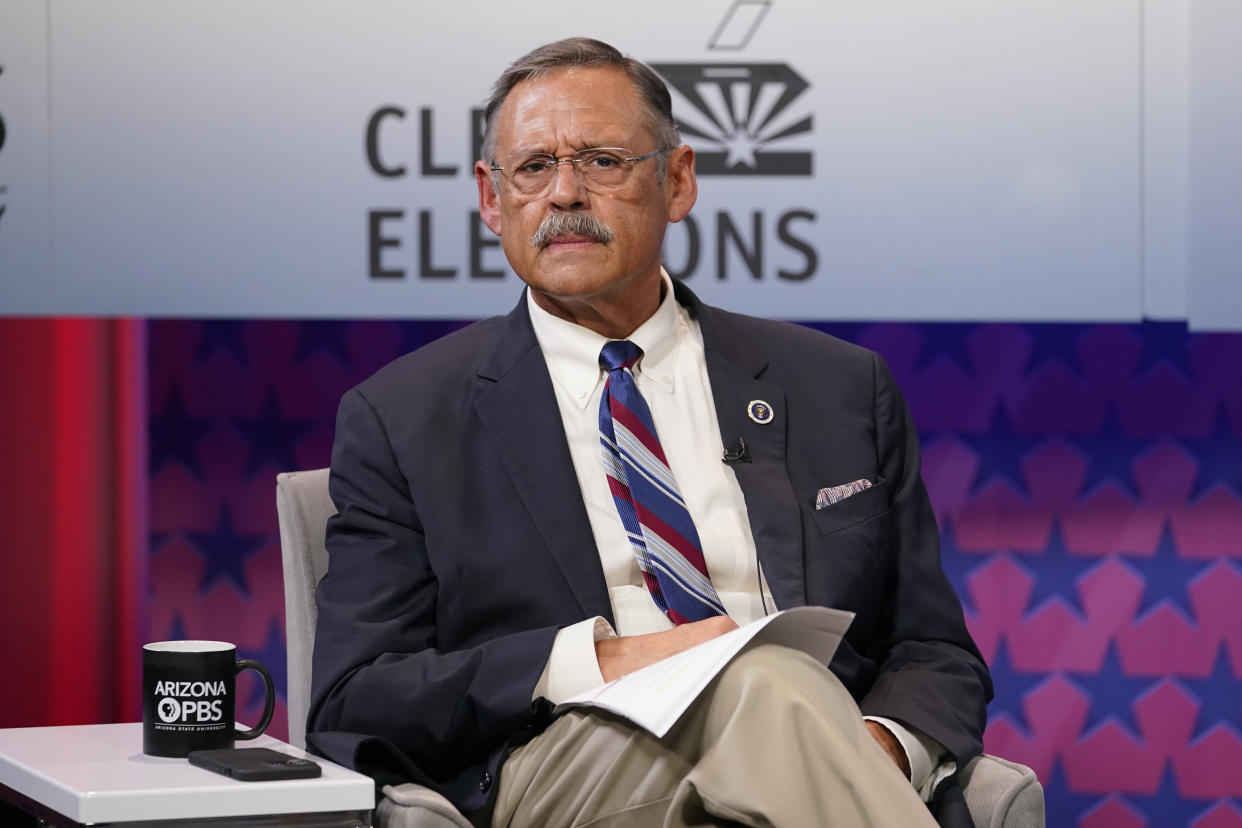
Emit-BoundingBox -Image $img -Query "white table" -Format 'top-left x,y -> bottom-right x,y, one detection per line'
0,723 -> 374,826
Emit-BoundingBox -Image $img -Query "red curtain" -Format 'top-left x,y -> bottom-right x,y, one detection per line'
0,318 -> 147,728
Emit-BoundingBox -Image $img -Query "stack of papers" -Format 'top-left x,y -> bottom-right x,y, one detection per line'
556,606 -> 855,737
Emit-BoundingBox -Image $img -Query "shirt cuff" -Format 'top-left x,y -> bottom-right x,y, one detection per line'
863,716 -> 953,801
532,616 -> 617,704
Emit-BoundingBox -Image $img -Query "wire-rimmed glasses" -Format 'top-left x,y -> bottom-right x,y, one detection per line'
489,147 -> 670,195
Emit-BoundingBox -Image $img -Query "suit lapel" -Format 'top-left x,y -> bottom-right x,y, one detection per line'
680,283 -> 807,611
472,294 -> 614,624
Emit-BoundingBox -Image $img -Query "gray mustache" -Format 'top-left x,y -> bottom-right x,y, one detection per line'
531,212 -> 617,248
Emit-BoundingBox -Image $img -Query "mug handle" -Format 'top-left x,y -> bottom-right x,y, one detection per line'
234,658 -> 276,740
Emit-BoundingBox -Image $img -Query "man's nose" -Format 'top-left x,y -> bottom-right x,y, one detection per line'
547,159 -> 588,209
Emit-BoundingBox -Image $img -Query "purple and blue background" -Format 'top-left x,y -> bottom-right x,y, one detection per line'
147,315 -> 1242,827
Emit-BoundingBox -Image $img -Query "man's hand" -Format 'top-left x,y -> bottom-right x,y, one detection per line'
865,720 -> 911,780
595,615 -> 739,682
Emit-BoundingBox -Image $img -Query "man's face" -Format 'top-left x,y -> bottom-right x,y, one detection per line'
475,67 -> 696,327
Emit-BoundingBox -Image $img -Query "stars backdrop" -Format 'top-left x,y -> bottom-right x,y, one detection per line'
147,317 -> 1242,827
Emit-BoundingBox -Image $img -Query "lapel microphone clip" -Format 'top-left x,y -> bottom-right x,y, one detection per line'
722,438 -> 750,464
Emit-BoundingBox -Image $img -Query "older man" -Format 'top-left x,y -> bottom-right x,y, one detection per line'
310,37 -> 990,827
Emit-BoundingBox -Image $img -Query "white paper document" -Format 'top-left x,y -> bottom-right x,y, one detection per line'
555,606 -> 855,737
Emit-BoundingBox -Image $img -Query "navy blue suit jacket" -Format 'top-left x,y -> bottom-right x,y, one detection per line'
308,281 -> 991,823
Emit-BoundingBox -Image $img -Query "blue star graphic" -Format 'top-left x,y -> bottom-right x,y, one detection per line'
195,320 -> 254,365
984,639 -> 1052,737
1020,521 -> 1100,618
1181,647 -> 1242,741
958,404 -> 1046,497
1134,321 -> 1196,380
907,322 -> 980,378
1127,525 -> 1215,619
292,320 -> 354,368
1021,322 -> 1093,380
1070,402 -> 1155,500
1180,404 -> 1242,500
1067,642 -> 1164,737
234,389 -> 316,479
187,505 -> 266,597
148,387 -> 215,477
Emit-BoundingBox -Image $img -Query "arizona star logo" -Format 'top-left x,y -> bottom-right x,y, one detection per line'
651,60 -> 812,177
652,0 -> 812,176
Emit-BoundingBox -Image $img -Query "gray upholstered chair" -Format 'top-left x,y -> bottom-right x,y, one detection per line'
278,468 -> 1044,828
278,469 -> 470,828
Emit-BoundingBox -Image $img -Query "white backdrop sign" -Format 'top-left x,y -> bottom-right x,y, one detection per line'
0,0 -> 1234,327
0,0 -> 51,313
1186,0 -> 1242,331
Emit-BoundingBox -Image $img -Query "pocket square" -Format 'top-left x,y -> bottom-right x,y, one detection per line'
816,479 -> 873,510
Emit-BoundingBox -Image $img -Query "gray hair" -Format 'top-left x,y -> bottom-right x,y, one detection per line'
480,37 -> 681,182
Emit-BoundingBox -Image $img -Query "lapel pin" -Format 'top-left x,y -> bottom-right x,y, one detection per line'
747,400 -> 774,424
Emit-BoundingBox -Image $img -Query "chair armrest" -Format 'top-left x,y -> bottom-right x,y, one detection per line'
377,783 -> 472,828
959,753 -> 1045,828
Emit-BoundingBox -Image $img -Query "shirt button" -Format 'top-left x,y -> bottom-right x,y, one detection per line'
576,389 -> 586,399
479,771 -> 492,793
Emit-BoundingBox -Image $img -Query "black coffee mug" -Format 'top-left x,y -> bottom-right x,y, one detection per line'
142,640 -> 275,758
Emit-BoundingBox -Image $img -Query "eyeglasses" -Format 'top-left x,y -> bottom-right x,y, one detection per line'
489,147 -> 671,195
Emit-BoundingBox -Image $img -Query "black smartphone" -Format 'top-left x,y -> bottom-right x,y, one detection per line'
187,747 -> 322,781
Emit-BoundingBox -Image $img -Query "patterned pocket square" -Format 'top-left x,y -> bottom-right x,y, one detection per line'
816,478 -> 873,510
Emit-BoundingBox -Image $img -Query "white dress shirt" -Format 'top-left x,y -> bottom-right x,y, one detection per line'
524,273 -> 948,797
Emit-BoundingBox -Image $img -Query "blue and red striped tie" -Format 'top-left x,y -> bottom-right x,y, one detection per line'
598,340 -> 726,625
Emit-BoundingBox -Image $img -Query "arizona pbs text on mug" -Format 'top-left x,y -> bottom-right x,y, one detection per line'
142,640 -> 275,758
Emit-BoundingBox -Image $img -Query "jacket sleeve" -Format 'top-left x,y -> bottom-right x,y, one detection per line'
855,352 -> 992,767
307,386 -> 557,810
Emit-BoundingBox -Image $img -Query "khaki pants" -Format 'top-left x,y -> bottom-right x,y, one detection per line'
490,644 -> 939,828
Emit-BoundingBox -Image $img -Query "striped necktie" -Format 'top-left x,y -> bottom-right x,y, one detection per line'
598,340 -> 725,625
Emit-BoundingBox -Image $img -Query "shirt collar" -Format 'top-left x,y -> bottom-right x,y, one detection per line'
528,269 -> 683,409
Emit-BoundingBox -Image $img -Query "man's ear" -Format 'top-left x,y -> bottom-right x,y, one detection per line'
664,145 -> 698,223
475,160 -> 503,236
